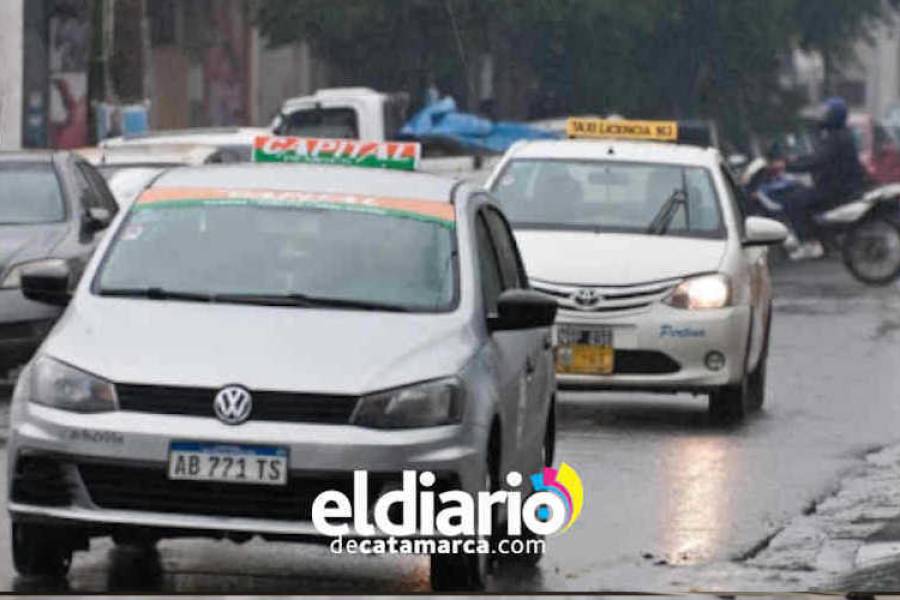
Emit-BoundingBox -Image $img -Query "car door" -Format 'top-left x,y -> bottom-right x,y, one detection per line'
481,204 -> 551,472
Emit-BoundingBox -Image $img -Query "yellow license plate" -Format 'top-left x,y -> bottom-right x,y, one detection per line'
557,344 -> 614,375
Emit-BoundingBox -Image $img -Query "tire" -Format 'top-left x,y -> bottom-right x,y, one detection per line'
708,379 -> 749,423
497,403 -> 554,568
11,522 -> 73,578
746,305 -> 772,412
842,217 -> 900,286
430,432 -> 498,591
430,551 -> 486,591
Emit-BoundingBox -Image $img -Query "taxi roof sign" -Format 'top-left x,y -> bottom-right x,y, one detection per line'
253,135 -> 421,171
566,118 -> 678,142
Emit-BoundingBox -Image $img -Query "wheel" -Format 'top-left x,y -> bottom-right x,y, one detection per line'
430,551 -> 486,591
497,403 -> 554,568
430,432 -> 498,591
842,217 -> 900,285
746,305 -> 772,412
11,522 -> 73,578
708,378 -> 749,423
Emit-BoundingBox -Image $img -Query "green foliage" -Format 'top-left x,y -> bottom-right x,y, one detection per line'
256,0 -> 898,142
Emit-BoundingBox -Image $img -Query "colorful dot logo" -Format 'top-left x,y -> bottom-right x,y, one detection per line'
529,462 -> 584,532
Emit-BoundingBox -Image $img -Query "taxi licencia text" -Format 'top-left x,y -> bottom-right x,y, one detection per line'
7,140 -> 557,591
487,119 -> 788,422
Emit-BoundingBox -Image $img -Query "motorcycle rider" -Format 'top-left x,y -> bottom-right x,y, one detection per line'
782,96 -> 867,260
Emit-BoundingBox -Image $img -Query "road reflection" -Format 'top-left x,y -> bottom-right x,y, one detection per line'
660,435 -> 731,565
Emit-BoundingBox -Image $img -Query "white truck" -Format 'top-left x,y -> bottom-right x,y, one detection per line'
273,87 -> 496,180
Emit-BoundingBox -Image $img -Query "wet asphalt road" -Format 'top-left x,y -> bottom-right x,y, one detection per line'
0,258 -> 899,593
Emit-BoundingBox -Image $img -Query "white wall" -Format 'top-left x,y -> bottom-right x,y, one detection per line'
0,0 -> 23,149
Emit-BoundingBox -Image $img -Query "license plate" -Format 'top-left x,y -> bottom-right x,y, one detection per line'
556,326 -> 615,375
168,442 -> 288,486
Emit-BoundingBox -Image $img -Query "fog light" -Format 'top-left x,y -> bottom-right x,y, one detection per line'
705,351 -> 726,371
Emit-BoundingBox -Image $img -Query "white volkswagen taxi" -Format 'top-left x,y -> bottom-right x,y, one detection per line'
486,119 -> 788,421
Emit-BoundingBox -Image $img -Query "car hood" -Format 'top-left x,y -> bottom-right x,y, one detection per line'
43,298 -> 475,395
514,230 -> 727,285
0,224 -> 70,274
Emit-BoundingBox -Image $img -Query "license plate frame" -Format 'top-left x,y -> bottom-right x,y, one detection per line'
556,325 -> 615,375
167,441 -> 289,486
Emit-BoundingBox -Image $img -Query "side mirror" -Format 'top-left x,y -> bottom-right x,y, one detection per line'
21,262 -> 72,306
489,289 -> 558,332
743,216 -> 788,247
83,206 -> 112,233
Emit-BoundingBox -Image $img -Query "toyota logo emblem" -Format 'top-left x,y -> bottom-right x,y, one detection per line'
213,385 -> 253,425
572,288 -> 603,308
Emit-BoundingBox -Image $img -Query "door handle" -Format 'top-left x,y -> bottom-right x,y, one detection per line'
543,334 -> 552,350
525,356 -> 536,375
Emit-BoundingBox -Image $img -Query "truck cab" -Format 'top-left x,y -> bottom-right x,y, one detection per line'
273,87 -> 408,141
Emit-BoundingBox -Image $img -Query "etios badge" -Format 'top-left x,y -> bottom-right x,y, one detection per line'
214,386 -> 253,425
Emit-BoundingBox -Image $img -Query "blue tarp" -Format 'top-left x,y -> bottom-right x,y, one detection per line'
400,97 -> 559,153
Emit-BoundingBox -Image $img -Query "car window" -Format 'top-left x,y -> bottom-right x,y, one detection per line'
277,107 -> 359,138
718,164 -> 746,236
491,159 -> 724,239
77,162 -> 119,215
0,163 -> 66,224
474,213 -> 503,315
483,206 -> 524,290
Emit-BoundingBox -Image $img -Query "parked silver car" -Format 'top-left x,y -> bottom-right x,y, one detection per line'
7,163 -> 556,589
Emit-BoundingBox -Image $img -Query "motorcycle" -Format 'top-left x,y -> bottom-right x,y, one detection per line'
740,158 -> 900,285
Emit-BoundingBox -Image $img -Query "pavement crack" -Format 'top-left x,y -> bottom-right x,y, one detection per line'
736,528 -> 783,562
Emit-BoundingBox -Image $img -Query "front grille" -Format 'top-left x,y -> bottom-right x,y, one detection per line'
532,278 -> 680,314
116,384 -> 358,424
79,463 -> 394,521
11,455 -> 72,506
613,350 -> 680,374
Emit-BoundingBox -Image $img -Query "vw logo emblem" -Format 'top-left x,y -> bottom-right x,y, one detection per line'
213,385 -> 253,425
572,288 -> 603,308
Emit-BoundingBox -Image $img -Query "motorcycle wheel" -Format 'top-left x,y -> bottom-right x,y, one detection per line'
842,217 -> 900,286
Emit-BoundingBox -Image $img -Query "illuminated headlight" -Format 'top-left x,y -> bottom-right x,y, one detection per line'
1,258 -> 69,289
351,378 -> 463,428
665,274 -> 731,310
29,356 -> 118,413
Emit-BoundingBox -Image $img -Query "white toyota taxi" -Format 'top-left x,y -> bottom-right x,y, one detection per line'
486,119 -> 788,421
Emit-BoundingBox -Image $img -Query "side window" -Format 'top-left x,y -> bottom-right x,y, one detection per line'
483,207 -> 525,290
718,165 -> 746,236
474,213 -> 503,315
77,162 -> 119,215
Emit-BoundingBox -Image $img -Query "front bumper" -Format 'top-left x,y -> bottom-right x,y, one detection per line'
0,289 -> 60,373
555,303 -> 751,393
8,401 -> 486,538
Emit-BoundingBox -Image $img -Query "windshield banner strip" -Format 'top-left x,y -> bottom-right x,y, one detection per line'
253,136 -> 421,171
135,187 -> 455,227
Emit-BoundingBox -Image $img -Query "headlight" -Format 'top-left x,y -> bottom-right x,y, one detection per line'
29,356 -> 118,413
351,378 -> 463,428
664,274 -> 731,310
1,258 -> 69,289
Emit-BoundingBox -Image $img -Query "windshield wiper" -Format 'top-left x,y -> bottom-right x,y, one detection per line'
646,189 -> 687,235
213,292 -> 413,312
98,287 -> 214,302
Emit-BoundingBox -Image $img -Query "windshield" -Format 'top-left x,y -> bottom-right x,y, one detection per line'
98,167 -> 166,207
277,108 -> 359,138
95,191 -> 457,312
0,164 -> 65,225
491,159 -> 724,238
